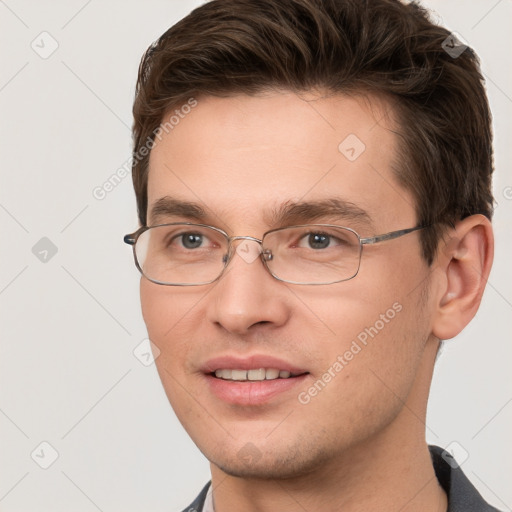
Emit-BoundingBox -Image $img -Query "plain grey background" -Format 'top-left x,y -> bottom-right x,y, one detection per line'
0,1 -> 510,510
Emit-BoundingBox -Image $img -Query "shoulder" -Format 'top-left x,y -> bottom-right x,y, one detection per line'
179,482 -> 211,512
429,445 -> 502,512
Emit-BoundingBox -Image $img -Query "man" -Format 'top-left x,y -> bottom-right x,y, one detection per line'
124,0 -> 499,510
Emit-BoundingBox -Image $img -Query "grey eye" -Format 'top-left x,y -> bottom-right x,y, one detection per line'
307,233 -> 330,249
181,233 -> 203,249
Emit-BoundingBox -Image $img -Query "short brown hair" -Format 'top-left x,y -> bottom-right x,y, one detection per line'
131,0 -> 494,264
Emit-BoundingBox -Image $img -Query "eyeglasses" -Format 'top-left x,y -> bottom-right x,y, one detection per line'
124,223 -> 425,286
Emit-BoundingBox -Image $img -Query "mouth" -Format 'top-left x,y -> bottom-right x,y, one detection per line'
212,368 -> 306,381
202,355 -> 310,405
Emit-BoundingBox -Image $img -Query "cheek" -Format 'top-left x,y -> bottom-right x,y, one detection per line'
140,279 -> 202,368
140,280 -> 202,418
141,278 -> 199,333
141,280 -> 172,344
296,273 -> 429,398
295,298 -> 426,438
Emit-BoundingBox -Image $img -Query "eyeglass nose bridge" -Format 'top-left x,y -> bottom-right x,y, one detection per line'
224,235 -> 273,265
230,235 -> 263,244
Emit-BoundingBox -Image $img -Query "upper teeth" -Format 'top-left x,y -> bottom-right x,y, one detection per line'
214,368 -> 292,381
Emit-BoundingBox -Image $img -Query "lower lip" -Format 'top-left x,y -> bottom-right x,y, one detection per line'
205,374 -> 309,405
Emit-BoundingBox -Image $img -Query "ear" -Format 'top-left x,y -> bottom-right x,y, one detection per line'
431,214 -> 494,340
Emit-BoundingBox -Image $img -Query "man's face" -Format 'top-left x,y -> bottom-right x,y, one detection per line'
142,91 -> 435,478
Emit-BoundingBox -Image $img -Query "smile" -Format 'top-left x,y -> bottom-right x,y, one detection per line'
202,354 -> 310,405
213,368 -> 303,381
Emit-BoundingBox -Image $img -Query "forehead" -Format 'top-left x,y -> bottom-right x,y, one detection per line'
146,91 -> 416,232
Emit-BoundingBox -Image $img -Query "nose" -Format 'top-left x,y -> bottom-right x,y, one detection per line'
207,238 -> 290,335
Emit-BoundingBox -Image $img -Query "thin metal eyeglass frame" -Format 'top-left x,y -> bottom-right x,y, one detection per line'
124,222 -> 427,286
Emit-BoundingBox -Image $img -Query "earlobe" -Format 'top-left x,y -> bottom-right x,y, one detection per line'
431,215 -> 494,341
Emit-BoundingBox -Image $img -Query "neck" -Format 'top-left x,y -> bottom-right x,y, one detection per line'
209,340 -> 447,512
210,433 -> 447,512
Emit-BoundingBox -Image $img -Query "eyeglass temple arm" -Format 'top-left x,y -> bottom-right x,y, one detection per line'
124,234 -> 136,245
124,225 -> 150,245
360,225 -> 426,245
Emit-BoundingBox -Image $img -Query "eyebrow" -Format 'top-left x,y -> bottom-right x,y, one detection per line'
148,196 -> 374,230
267,198 -> 374,229
149,196 -> 206,225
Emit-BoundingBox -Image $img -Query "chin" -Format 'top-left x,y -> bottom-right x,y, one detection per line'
205,435 -> 336,481
216,460 -> 310,480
